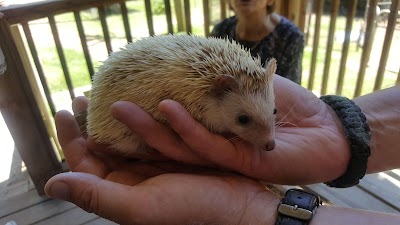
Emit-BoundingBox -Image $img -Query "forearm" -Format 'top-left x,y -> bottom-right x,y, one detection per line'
352,85 -> 400,173
310,205 -> 400,225
246,190 -> 400,225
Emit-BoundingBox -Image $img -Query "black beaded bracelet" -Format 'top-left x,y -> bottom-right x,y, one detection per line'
320,95 -> 371,188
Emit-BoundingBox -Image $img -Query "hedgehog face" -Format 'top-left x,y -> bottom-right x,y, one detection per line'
202,60 -> 276,151
211,88 -> 276,151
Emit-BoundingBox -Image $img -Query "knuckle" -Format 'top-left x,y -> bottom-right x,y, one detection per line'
74,182 -> 100,214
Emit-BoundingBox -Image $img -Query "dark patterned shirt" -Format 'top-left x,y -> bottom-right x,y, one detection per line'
210,16 -> 304,84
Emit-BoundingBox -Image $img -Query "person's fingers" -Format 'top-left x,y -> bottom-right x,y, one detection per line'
86,136 -> 111,153
110,101 -> 207,164
45,171 -> 221,225
86,136 -> 170,161
158,100 -> 227,151
45,172 -> 147,225
273,75 -> 321,123
72,96 -> 89,114
55,110 -> 83,148
157,100 -> 342,184
55,110 -> 109,177
72,96 -> 89,136
158,100 -> 258,171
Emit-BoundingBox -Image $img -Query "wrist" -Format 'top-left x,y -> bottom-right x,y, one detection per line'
275,188 -> 322,225
322,100 -> 351,170
240,187 -> 280,225
320,95 -> 371,188
352,86 -> 400,173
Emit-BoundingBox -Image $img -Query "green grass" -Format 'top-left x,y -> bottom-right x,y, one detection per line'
301,15 -> 398,98
40,48 -> 94,92
28,2 -> 398,99
33,0 -> 213,94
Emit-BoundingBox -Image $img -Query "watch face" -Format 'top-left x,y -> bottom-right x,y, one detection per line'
277,189 -> 321,222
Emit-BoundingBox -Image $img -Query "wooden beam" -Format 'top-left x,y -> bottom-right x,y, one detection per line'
220,0 -> 227,20
307,0 -> 324,91
11,25 -> 62,157
276,0 -> 289,18
21,23 -> 57,116
174,0 -> 185,32
120,2 -> 133,42
373,0 -> 400,91
304,0 -> 314,46
354,0 -> 378,97
183,0 -> 192,34
203,0 -> 210,36
397,67 -> 400,85
97,6 -> 113,53
321,0 -> 340,95
74,11 -> 95,80
48,15 -> 75,100
164,0 -> 174,34
0,0 -> 124,25
0,20 -> 63,195
287,0 -> 300,26
144,0 -> 155,36
336,0 -> 358,95
298,0 -> 308,32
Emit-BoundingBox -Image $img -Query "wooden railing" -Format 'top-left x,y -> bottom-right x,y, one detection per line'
0,0 -> 399,194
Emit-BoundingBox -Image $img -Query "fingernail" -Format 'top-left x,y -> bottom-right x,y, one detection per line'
48,182 -> 70,201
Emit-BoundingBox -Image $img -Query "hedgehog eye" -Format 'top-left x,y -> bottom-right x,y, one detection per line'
273,109 -> 277,115
237,115 -> 251,125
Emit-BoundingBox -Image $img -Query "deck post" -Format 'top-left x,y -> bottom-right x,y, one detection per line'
0,20 -> 63,195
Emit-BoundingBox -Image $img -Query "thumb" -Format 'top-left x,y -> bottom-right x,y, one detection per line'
45,172 -> 141,224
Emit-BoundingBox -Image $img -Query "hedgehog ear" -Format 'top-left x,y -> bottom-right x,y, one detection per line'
212,75 -> 237,97
264,58 -> 277,80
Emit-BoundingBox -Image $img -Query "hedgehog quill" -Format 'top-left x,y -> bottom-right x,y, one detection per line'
86,34 -> 277,156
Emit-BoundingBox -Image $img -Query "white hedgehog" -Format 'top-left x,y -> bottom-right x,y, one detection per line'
87,34 -> 277,156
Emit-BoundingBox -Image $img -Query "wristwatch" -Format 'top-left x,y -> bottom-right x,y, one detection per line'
275,189 -> 321,225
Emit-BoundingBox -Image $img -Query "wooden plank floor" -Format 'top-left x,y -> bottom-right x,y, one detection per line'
0,171 -> 398,225
277,169 -> 400,214
0,149 -> 117,225
0,189 -> 117,225
1,150 -> 399,224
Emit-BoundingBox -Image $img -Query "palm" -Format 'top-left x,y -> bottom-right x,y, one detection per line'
110,76 -> 350,185
238,76 -> 350,184
107,171 -> 271,225
55,110 -> 274,225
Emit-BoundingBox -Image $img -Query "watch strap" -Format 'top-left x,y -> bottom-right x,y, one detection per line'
275,215 -> 308,225
275,189 -> 321,225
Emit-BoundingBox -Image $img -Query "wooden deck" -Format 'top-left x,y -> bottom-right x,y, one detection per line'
1,108 -> 399,225
1,168 -> 399,225
1,97 -> 399,224
0,190 -> 117,225
0,147 -> 116,225
0,0 -> 399,223
278,169 -> 400,214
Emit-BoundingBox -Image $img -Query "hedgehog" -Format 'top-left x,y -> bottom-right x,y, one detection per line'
86,34 -> 277,156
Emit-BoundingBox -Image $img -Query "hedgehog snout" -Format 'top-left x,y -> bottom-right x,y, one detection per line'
263,140 -> 276,151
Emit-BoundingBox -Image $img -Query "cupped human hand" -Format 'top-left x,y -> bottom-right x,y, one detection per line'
45,105 -> 280,225
111,75 -> 350,185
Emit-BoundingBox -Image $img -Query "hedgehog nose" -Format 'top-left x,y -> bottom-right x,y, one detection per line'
264,140 -> 275,151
